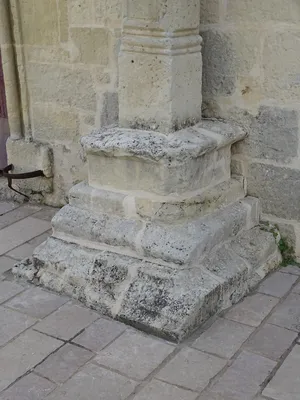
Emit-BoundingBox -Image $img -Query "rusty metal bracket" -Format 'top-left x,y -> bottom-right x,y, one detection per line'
0,164 -> 44,200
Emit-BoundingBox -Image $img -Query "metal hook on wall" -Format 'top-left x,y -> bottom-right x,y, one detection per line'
0,164 -> 44,200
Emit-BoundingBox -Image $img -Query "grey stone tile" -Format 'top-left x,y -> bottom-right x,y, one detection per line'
0,217 -> 51,255
6,243 -> 36,260
27,231 -> 51,246
263,345 -> 300,400
0,202 -> 19,215
245,323 -> 297,360
35,343 -> 93,383
46,363 -> 137,400
32,207 -> 59,221
0,257 -> 17,274
198,392 -> 242,400
224,293 -> 279,327
156,347 -> 227,392
133,379 -> 198,400
95,330 -> 174,380
210,351 -> 276,400
0,329 -> 62,392
267,293 -> 300,331
292,281 -> 300,295
34,303 -> 99,340
257,272 -> 298,298
0,281 -> 24,304
193,318 -> 254,359
281,265 -> 300,276
0,205 -> 41,230
0,372 -> 56,400
73,317 -> 126,352
0,306 -> 36,346
6,287 -> 68,318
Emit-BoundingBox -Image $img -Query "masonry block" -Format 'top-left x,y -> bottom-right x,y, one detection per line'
247,162 -> 300,220
233,105 -> 299,163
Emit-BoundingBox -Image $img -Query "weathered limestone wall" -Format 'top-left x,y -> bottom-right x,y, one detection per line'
201,0 -> 300,255
7,0 -> 122,205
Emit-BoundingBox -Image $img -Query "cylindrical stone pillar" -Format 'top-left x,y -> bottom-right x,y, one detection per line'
119,0 -> 202,134
0,0 -> 22,140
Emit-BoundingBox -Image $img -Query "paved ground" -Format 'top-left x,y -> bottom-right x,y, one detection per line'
0,201 -> 300,399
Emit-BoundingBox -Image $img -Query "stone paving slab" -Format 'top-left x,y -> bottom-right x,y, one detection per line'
280,265 -> 300,276
0,257 -> 16,274
34,303 -> 99,340
192,317 -> 254,359
0,217 -> 50,255
244,323 -> 297,360
35,343 -> 94,384
6,287 -> 68,318
156,347 -> 227,391
0,373 -> 56,400
0,201 -> 299,400
263,345 -> 300,400
267,292 -> 300,331
0,281 -> 24,304
133,379 -> 198,400
46,363 -> 138,400
224,293 -> 279,327
208,351 -> 276,400
95,330 -> 174,380
257,272 -> 298,298
0,205 -> 41,230
0,329 -> 62,392
73,317 -> 126,352
0,306 -> 36,347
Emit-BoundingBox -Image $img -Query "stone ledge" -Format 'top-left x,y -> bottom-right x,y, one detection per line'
82,120 -> 245,195
51,197 -> 259,265
82,120 -> 245,162
69,178 -> 246,222
13,226 -> 281,341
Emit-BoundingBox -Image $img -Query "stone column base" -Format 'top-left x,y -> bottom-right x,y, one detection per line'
13,121 -> 281,341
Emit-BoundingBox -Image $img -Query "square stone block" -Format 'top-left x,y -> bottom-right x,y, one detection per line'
224,293 -> 279,327
34,303 -> 99,340
156,347 -> 227,391
0,373 -> 56,400
95,330 -> 174,380
73,318 -> 126,352
35,344 -> 93,383
0,330 -> 62,392
46,363 -> 137,400
245,323 -> 297,360
193,318 -> 254,359
6,287 -> 68,318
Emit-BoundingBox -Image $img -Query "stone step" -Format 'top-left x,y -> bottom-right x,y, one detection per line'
69,177 -> 246,223
82,120 -> 245,195
14,225 -> 280,342
51,197 -> 259,265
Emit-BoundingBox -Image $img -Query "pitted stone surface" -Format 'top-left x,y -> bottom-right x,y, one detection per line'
0,203 -> 298,400
14,214 -> 280,341
82,121 -> 245,162
51,197 -> 259,266
69,178 -> 245,223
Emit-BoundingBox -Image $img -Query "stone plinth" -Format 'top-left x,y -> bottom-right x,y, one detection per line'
14,122 -> 281,341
